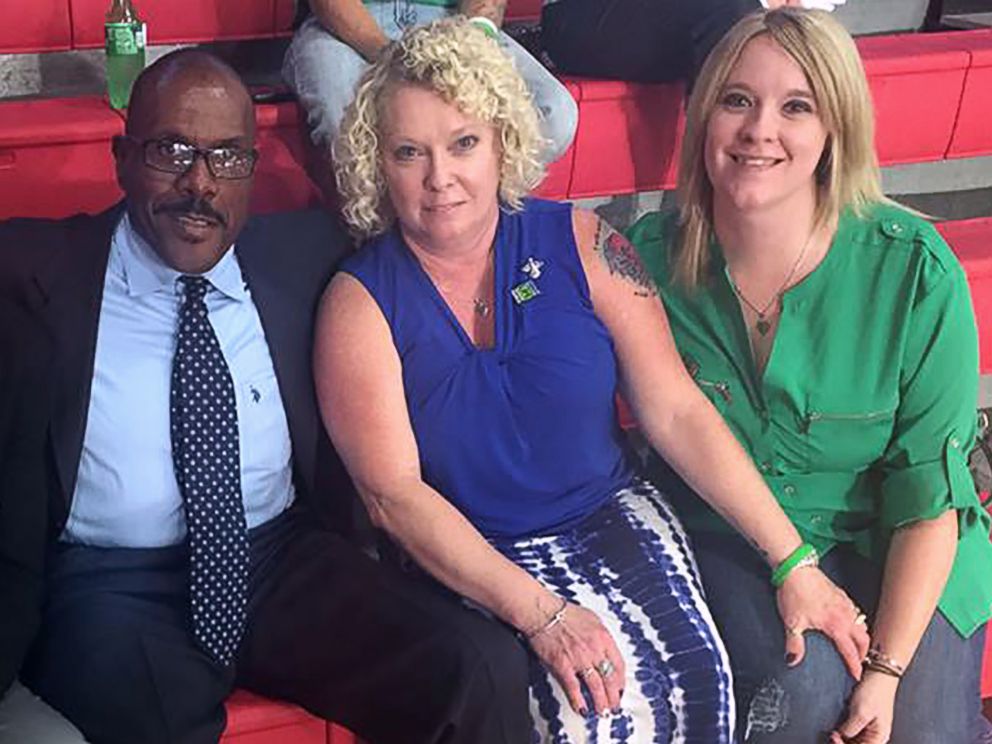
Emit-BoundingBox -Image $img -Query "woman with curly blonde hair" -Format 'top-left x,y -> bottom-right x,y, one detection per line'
316,17 -> 867,742
630,8 -> 992,743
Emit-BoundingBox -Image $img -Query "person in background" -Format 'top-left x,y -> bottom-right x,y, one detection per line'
319,17 -> 869,742
1,48 -> 531,744
629,8 -> 992,743
540,0 -> 845,87
282,0 -> 578,166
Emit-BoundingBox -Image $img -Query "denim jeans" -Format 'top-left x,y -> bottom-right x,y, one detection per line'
282,6 -> 578,162
689,529 -> 991,744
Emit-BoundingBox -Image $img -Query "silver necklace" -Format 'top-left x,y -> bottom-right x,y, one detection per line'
725,230 -> 815,337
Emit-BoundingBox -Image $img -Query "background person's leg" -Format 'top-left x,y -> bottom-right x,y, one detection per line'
541,0 -> 760,84
497,32 -> 578,162
281,16 -> 374,151
236,510 -> 531,744
23,544 -> 234,744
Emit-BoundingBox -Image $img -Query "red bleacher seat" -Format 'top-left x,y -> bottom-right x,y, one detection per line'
0,96 -> 124,220
0,0 -> 72,54
566,78 -> 685,198
856,33 -> 970,167
946,30 -> 992,160
222,690 -> 326,743
938,218 -> 992,375
223,690 -> 365,743
252,102 -> 323,214
0,99 -> 323,221
504,0 -> 542,24
70,0 -> 279,48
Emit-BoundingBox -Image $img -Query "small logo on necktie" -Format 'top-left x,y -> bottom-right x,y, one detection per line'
250,385 -> 261,403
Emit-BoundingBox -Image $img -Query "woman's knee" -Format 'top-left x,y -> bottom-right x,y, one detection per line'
738,634 -> 851,743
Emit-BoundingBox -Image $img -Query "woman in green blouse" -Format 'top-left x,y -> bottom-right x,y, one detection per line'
629,8 -> 992,744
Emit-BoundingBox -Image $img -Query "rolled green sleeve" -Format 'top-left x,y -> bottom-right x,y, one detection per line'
878,236 -> 981,532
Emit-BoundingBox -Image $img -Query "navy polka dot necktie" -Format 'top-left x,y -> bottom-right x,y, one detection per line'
170,275 -> 249,667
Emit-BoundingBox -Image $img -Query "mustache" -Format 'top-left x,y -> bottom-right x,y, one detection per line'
155,198 -> 226,226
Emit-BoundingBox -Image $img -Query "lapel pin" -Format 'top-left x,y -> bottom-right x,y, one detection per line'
520,256 -> 544,280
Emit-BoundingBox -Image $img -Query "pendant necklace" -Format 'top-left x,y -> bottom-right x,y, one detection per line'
725,230 -> 815,337
472,297 -> 490,318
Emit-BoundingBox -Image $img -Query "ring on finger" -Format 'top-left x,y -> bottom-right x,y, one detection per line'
854,612 -> 867,626
596,659 -> 615,678
787,625 -> 804,638
578,666 -> 597,679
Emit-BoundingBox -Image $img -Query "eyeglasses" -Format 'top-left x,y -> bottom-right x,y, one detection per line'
128,136 -> 259,180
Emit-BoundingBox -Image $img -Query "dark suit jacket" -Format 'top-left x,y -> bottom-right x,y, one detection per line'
0,204 -> 355,696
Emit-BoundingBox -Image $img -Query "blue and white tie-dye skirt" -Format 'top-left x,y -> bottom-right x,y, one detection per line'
492,480 -> 735,743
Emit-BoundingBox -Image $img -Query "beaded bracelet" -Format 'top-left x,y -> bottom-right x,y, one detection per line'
469,16 -> 499,39
525,596 -> 568,640
771,543 -> 819,587
862,659 -> 903,679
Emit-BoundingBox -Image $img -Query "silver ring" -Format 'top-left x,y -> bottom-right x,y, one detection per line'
854,613 -> 867,626
578,666 -> 596,679
596,659 -> 615,678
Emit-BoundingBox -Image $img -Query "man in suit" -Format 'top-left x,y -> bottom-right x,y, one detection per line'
0,49 -> 529,744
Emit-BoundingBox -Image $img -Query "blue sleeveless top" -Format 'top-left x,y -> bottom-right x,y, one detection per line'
341,199 -> 634,538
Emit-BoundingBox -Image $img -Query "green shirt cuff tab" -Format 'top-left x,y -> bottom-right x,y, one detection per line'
879,433 -> 976,530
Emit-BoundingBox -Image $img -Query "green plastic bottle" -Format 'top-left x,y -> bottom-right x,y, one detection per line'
105,0 -> 146,110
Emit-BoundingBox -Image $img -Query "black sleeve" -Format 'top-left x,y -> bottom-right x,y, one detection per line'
0,297 -> 52,696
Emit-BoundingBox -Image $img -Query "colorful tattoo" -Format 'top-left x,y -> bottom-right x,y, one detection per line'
594,219 -> 658,298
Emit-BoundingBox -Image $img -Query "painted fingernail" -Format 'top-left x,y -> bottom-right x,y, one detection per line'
619,688 -> 625,698
612,707 -> 622,715
785,652 -> 798,664
579,707 -> 588,717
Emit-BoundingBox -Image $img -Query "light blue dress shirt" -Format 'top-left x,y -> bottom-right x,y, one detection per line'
63,214 -> 297,547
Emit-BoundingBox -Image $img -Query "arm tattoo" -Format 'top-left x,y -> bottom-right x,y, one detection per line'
594,219 -> 659,298
459,0 -> 506,24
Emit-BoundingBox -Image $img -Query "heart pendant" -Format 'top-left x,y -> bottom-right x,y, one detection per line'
756,318 -> 771,336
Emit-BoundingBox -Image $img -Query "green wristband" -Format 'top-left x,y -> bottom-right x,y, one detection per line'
771,543 -> 818,587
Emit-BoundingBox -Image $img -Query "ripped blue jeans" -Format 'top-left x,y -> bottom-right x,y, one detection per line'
689,530 -> 990,744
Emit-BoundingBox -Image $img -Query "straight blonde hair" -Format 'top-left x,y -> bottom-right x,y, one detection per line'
675,8 -> 887,286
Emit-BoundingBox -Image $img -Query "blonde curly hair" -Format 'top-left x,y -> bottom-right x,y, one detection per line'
333,16 -> 547,239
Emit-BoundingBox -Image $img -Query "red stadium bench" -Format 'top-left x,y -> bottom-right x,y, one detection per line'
70,0 -> 280,48
251,101 -> 322,214
857,33 -> 970,166
0,0 -> 72,54
222,690 -> 364,743
0,98 -> 322,221
4,29 -> 992,218
946,30 -> 992,160
939,218 -> 992,375
566,78 -> 685,197
0,96 -> 124,220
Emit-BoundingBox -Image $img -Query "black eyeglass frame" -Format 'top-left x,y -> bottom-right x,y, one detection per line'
123,135 -> 259,180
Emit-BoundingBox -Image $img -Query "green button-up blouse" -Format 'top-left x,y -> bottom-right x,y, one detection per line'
629,203 -> 992,637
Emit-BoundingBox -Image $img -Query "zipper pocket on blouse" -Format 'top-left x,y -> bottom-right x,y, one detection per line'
682,354 -> 733,404
802,408 -> 894,433
697,378 -> 733,404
